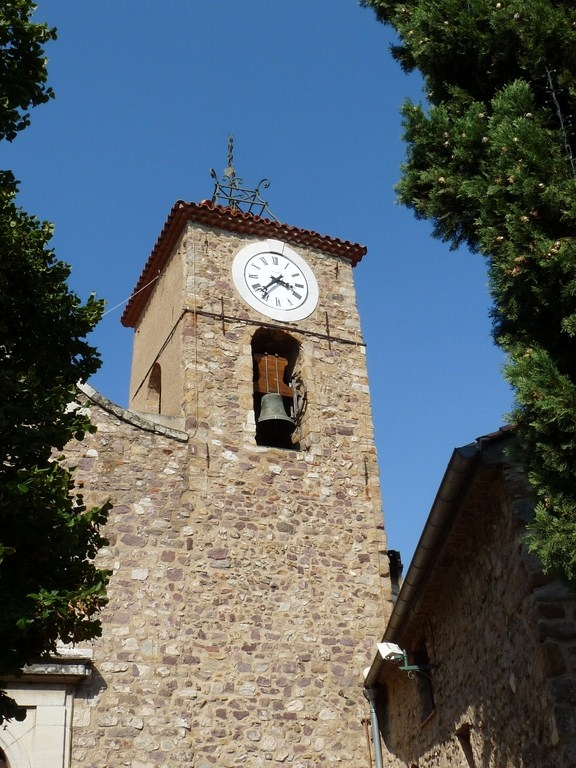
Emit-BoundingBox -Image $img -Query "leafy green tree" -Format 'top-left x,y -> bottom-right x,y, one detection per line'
0,2 -> 110,722
0,0 -> 55,141
362,0 -> 576,579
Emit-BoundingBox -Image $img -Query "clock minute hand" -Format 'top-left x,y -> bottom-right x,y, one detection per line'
275,278 -> 301,298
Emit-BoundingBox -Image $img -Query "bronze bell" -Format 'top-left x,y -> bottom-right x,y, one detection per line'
257,393 -> 295,431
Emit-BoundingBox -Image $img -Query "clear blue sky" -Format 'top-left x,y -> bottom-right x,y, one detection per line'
4,1 -> 512,567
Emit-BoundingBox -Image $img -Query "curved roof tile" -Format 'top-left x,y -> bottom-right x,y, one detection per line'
121,200 -> 367,327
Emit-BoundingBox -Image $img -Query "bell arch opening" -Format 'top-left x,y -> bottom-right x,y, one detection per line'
251,329 -> 303,449
145,362 -> 162,414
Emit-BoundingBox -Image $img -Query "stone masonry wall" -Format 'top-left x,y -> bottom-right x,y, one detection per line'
129,231 -> 185,417
66,369 -> 388,766
377,460 -> 576,768
61,216 -> 392,768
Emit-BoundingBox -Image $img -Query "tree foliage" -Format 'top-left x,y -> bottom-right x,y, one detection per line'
0,0 -> 56,141
0,2 -> 110,722
362,0 -> 576,579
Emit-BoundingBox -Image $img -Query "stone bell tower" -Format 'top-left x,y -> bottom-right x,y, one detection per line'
62,157 -> 391,768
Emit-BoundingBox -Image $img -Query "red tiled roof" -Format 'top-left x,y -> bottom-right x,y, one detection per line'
121,200 -> 367,327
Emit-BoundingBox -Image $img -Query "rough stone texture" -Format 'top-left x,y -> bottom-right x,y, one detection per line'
62,220 -> 390,767
375,459 -> 576,768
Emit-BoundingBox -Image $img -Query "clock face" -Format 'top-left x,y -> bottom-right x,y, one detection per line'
232,239 -> 319,322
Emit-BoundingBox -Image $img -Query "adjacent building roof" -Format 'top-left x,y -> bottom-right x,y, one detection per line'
121,200 -> 367,327
364,426 -> 514,688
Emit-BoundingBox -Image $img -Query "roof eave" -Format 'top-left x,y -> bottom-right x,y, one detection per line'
121,200 -> 367,328
364,427 -> 512,688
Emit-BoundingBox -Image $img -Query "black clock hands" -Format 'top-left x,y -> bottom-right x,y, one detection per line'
260,275 -> 303,303
260,275 -> 282,296
260,274 -> 290,299
275,277 -> 301,297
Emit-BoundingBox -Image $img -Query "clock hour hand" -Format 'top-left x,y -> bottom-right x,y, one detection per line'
259,275 -> 283,298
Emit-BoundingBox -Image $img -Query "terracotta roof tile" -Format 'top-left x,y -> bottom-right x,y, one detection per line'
121,200 -> 367,327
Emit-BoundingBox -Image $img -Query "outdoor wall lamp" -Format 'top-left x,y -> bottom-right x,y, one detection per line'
377,642 -> 438,676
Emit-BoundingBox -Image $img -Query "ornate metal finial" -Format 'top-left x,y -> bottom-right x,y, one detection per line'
210,135 -> 278,220
224,134 -> 235,180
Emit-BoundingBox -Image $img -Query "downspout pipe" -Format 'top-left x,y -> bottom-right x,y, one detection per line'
363,688 -> 384,768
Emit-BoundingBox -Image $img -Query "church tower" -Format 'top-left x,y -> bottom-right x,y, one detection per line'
62,162 -> 391,768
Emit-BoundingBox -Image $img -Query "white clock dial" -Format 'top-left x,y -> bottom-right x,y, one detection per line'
232,240 -> 319,321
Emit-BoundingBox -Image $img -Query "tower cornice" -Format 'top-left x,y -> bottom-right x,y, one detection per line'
121,200 -> 367,327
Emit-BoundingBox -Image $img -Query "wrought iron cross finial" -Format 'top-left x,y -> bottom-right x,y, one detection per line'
210,135 -> 277,221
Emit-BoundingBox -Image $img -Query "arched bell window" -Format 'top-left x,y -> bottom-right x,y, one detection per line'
251,329 -> 304,449
145,362 -> 162,414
